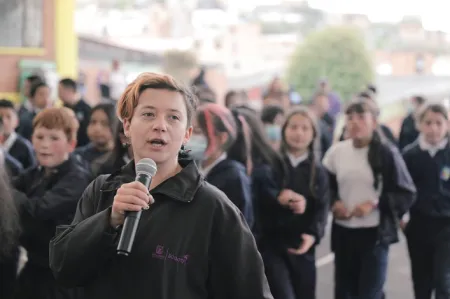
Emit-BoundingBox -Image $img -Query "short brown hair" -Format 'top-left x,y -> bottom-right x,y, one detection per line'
32,107 -> 78,142
116,72 -> 198,126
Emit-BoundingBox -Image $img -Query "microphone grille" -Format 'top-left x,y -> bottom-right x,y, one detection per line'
136,158 -> 157,176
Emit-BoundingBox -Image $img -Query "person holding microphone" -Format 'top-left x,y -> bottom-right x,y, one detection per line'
49,72 -> 273,299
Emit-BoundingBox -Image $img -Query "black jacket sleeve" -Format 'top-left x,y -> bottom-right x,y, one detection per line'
14,171 -> 91,223
208,199 -> 273,299
380,145 -> 416,218
306,166 -> 330,243
222,169 -> 254,229
49,176 -> 118,287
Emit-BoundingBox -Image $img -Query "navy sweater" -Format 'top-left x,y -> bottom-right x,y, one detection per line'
403,142 -> 450,218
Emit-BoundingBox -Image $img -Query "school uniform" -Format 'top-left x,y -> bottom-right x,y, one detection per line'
403,136 -> 450,299
323,139 -> 415,299
3,132 -> 36,169
16,104 -> 38,141
74,143 -> 109,168
64,99 -> 91,148
202,154 -> 254,228
399,113 -> 419,150
256,153 -> 329,299
12,156 -> 91,299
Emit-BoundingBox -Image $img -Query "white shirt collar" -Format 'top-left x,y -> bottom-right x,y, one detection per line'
3,132 -> 17,152
287,151 -> 309,168
200,153 -> 227,176
419,135 -> 448,157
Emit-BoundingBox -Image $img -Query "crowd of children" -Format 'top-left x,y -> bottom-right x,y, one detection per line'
0,73 -> 448,299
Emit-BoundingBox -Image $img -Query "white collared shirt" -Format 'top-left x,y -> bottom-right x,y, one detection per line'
287,151 -> 309,168
200,153 -> 227,177
3,132 -> 17,152
418,135 -> 448,157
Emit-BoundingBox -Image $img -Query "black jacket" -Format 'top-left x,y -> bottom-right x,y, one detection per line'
7,134 -> 36,170
254,156 -> 329,250
403,141 -> 450,218
329,143 -> 416,250
13,156 -> 91,299
205,159 -> 254,228
64,99 -> 91,148
49,159 -> 273,299
399,113 -> 419,150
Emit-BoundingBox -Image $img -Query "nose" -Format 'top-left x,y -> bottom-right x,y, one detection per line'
152,114 -> 168,132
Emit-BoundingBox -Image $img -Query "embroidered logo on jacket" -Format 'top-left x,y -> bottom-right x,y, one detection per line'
152,245 -> 190,265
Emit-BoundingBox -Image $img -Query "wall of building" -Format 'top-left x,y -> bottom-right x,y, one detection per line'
0,0 -> 55,103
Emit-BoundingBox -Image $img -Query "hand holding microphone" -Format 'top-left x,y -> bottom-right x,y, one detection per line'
110,181 -> 154,228
110,158 -> 157,256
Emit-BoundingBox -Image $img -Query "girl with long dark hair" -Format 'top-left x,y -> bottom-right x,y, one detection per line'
323,100 -> 416,299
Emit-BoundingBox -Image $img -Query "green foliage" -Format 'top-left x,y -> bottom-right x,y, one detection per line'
287,26 -> 375,102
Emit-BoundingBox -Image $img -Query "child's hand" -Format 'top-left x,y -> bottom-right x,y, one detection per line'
287,234 -> 315,255
277,189 -> 296,205
288,195 -> 306,214
332,201 -> 351,220
351,200 -> 376,218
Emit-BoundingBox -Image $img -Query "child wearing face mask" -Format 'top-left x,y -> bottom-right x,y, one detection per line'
261,104 -> 284,150
402,103 -> 450,299
187,103 -> 254,228
322,99 -> 416,299
260,107 -> 330,299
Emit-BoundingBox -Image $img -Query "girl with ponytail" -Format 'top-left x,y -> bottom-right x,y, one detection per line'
261,106 -> 330,299
186,103 -> 254,227
323,99 -> 415,299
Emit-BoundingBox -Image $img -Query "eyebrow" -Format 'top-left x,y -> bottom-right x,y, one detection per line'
140,105 -> 182,114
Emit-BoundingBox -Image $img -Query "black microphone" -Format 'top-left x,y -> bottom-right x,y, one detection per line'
117,158 -> 157,256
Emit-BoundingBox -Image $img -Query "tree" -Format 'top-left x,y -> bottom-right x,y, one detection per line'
162,50 -> 197,84
286,26 -> 374,102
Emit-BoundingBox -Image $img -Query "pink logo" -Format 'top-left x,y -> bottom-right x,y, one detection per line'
152,245 -> 190,265
156,245 -> 164,255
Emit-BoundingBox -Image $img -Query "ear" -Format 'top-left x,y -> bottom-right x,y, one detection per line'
67,139 -> 77,153
123,119 -> 131,139
183,126 -> 193,145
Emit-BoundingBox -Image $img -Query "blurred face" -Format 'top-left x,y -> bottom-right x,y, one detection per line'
87,109 -> 113,148
315,95 -> 330,115
271,78 -> 283,91
32,127 -> 75,168
346,111 -> 376,141
123,88 -> 192,167
58,84 -> 74,104
0,108 -> 18,135
33,86 -> 51,109
419,111 -> 449,146
284,113 -> 314,154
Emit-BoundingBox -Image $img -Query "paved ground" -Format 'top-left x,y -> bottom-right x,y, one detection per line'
315,220 -> 414,299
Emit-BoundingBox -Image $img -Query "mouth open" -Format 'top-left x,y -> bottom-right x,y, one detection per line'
148,138 -> 167,149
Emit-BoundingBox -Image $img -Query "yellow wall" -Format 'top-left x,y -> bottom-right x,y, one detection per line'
55,0 -> 78,79
0,92 -> 20,104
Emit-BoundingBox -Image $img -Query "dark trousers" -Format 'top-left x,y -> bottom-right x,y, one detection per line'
406,216 -> 450,299
333,225 -> 388,299
262,246 -> 316,299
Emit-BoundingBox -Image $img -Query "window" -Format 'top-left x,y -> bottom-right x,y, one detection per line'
0,0 -> 43,47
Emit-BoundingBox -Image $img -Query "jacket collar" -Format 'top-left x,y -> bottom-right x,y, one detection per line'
101,158 -> 203,203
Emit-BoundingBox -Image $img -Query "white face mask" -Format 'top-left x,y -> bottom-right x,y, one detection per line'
185,135 -> 208,161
